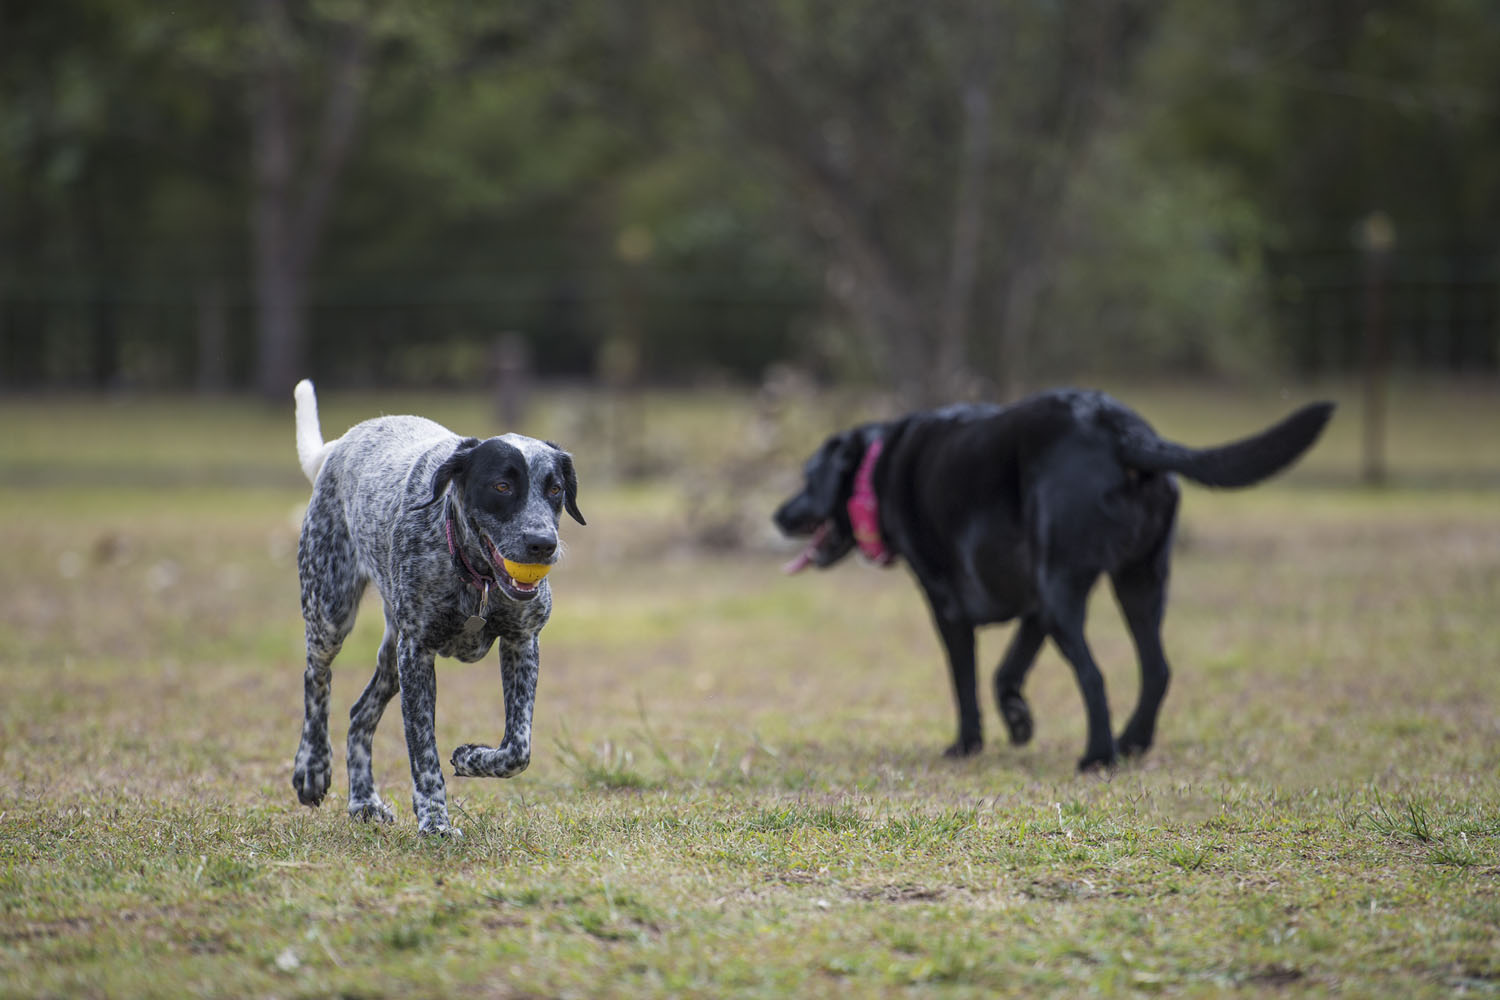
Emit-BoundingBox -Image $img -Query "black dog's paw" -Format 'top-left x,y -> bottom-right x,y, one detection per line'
1076,745 -> 1119,773
1116,721 -> 1154,759
998,692 -> 1034,746
942,736 -> 984,759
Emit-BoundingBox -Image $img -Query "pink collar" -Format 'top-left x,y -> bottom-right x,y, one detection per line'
848,437 -> 894,566
445,508 -> 496,590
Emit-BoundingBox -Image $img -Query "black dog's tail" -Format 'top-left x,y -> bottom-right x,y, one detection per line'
1118,402 -> 1335,488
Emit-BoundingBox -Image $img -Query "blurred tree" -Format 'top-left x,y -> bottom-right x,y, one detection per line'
248,0 -> 371,398
647,0 -> 1152,403
4,0 -> 1498,393
1031,128 -> 1276,380
1146,0 -> 1500,373
311,1 -> 641,383
245,1 -> 621,394
0,0 -> 245,388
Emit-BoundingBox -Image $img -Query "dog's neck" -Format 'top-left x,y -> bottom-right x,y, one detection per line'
848,436 -> 895,567
443,499 -> 496,590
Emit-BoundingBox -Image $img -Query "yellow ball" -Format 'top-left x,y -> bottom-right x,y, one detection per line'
503,559 -> 552,585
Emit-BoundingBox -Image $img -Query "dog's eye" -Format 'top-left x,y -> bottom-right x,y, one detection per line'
547,484 -> 562,498
495,482 -> 511,494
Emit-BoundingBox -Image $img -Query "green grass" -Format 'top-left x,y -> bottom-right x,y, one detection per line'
2,380 -> 1499,997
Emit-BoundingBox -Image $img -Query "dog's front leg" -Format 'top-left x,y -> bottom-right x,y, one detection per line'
932,613 -> 984,758
395,636 -> 460,837
452,635 -> 537,778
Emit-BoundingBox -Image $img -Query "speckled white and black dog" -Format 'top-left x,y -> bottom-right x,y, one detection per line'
289,380 -> 584,837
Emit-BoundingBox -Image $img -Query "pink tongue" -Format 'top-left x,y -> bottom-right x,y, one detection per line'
782,549 -> 814,575
781,523 -> 829,575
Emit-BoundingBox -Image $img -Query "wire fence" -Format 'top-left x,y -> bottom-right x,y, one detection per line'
1,250 -> 1496,390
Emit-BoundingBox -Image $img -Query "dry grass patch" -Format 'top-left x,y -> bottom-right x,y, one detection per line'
2,382 -> 1498,997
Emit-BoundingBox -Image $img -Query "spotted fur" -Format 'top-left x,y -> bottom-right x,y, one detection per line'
290,380 -> 584,836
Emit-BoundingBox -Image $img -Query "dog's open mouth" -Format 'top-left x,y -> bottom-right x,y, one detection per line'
480,535 -> 547,601
782,521 -> 835,575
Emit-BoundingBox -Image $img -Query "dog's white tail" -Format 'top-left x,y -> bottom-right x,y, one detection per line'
294,379 -> 336,484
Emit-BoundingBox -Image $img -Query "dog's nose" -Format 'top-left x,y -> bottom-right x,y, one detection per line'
773,497 -> 805,532
522,532 -> 557,560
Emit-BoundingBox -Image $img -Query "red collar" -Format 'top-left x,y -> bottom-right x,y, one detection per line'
445,508 -> 496,590
847,437 -> 894,566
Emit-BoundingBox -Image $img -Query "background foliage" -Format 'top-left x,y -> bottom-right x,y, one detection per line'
2,0 -> 1497,395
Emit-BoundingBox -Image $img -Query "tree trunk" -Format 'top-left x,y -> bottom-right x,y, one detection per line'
1360,212 -> 1394,486
996,259 -> 1046,400
250,0 -> 298,398
935,30 -> 999,403
89,285 -> 118,390
249,0 -> 369,399
196,279 -> 231,393
828,261 -> 926,404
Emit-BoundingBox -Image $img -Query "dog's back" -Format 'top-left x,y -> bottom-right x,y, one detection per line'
944,388 -> 1331,492
319,416 -> 456,502
296,383 -> 465,587
296,379 -> 454,493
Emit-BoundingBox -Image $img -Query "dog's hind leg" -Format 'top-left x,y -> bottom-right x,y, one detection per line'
992,615 -> 1045,746
1040,571 -> 1116,771
345,611 -> 399,823
292,509 -> 365,808
1110,548 -> 1173,759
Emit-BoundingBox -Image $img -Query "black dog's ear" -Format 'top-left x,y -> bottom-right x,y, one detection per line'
551,445 -> 585,525
411,438 -> 481,510
808,431 -> 864,513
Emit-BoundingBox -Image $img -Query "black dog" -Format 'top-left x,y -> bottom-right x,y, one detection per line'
774,390 -> 1333,770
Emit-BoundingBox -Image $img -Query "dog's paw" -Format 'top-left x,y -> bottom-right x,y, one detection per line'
999,692 -> 1034,746
291,746 -> 332,807
942,736 -> 984,759
1076,746 -> 1119,773
452,743 -> 530,778
348,796 -> 395,824
450,744 -> 490,777
1116,722 -> 1154,759
417,819 -> 463,839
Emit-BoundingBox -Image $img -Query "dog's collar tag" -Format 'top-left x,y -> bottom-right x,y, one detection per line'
848,437 -> 895,567
463,581 -> 489,635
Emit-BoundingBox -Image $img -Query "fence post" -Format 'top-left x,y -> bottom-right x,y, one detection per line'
196,279 -> 229,393
1359,212 -> 1395,486
492,332 -> 531,429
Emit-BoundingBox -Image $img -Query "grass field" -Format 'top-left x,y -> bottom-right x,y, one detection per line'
2,378 -> 1498,998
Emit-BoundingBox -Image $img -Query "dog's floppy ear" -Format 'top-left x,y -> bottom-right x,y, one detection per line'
411,437 -> 481,510
548,443 -> 585,525
808,431 -> 864,514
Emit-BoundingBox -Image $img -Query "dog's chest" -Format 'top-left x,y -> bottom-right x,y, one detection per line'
431,586 -> 550,661
439,620 -> 500,662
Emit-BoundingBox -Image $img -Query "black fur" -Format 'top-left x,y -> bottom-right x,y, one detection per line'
775,389 -> 1333,771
